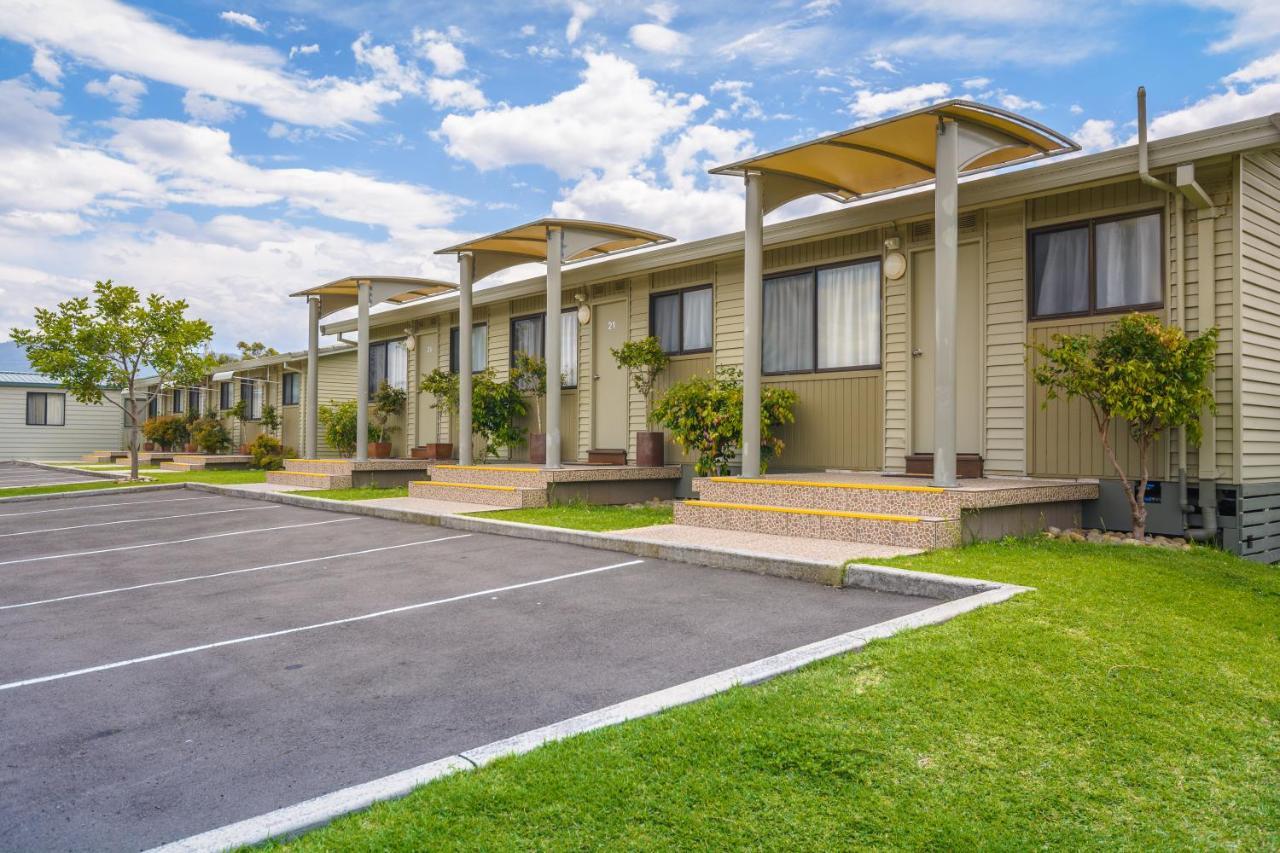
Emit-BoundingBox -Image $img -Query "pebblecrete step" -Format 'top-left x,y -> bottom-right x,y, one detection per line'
674,499 -> 959,550
408,479 -> 547,508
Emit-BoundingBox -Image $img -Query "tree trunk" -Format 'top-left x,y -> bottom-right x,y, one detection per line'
128,394 -> 141,481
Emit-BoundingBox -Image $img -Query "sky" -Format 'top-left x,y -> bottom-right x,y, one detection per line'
1,0 -> 1279,352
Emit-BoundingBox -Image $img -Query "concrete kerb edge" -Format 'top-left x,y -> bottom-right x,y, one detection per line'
20,460 -> 132,481
0,482 -> 186,505
145,582 -> 1029,853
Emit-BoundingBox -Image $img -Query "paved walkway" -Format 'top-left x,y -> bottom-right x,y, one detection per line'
611,523 -> 920,563
359,495 -> 510,514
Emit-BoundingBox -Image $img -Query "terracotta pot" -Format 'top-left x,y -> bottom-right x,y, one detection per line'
369,441 -> 393,459
238,444 -> 250,455
185,443 -> 197,453
529,433 -> 546,464
635,431 -> 665,467
143,442 -> 155,451
411,443 -> 453,460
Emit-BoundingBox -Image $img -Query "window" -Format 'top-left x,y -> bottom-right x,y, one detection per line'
560,310 -> 579,388
449,323 -> 488,373
763,259 -> 881,374
510,311 -> 579,388
172,388 -> 184,414
188,389 -> 201,416
25,391 -> 65,426
219,381 -> 232,411
368,339 -> 408,391
651,285 -> 713,355
511,314 -> 543,360
282,372 -> 300,406
148,395 -> 159,418
1030,210 -> 1163,319
240,379 -> 260,420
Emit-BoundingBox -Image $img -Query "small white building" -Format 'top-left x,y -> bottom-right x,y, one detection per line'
0,372 -> 125,461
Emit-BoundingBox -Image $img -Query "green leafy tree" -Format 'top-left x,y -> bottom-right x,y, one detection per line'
236,341 -> 278,360
372,381 -> 407,443
611,336 -> 669,429
418,369 -> 460,418
11,280 -> 213,479
260,402 -> 281,437
653,366 -> 798,475
190,414 -> 231,454
317,399 -> 378,457
1031,312 -> 1217,539
511,351 -> 548,433
472,369 -> 527,461
248,433 -> 288,470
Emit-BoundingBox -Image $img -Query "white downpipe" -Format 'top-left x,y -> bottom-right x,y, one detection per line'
355,281 -> 370,462
545,228 -> 563,469
741,173 -> 764,478
458,253 -> 474,467
932,118 -> 960,488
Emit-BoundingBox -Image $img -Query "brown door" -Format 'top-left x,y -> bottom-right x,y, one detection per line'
911,243 -> 982,454
592,300 -> 628,449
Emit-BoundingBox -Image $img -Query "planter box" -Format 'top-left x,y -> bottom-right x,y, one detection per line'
369,441 -> 393,459
411,443 -> 453,460
529,433 -> 546,464
635,431 -> 665,467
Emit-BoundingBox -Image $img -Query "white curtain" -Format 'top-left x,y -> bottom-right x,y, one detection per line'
1033,227 -> 1089,316
817,261 -> 880,369
387,340 -> 408,390
46,393 -> 64,425
560,311 -> 578,387
652,293 -> 681,352
763,273 -> 815,372
471,324 -> 487,372
513,316 -> 543,359
1096,213 -> 1161,309
682,288 -> 712,351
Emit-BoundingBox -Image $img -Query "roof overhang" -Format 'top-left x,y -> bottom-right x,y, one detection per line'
291,275 -> 456,320
436,218 -> 673,281
711,99 -> 1078,214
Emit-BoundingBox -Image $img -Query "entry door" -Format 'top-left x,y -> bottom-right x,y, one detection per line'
592,300 -> 629,449
415,329 -> 439,446
912,243 -> 982,454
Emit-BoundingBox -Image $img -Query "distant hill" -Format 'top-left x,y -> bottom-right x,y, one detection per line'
0,341 -> 31,372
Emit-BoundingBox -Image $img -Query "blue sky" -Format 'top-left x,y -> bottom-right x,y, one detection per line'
1,0 -> 1278,351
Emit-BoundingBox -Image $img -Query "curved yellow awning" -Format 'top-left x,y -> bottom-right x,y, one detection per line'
290,275 -> 456,303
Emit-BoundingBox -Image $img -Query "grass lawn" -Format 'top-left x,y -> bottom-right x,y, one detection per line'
290,486 -> 409,501
0,468 -> 267,499
266,538 -> 1279,850
471,501 -> 674,532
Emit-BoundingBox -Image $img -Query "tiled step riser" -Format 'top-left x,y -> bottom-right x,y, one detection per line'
674,503 -> 960,550
82,452 -> 129,463
284,459 -> 355,476
428,466 -> 546,488
266,471 -> 353,489
160,461 -> 199,471
408,482 -> 546,508
692,479 -> 961,518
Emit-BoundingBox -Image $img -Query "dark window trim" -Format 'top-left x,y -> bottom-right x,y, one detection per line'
649,284 -> 713,356
449,322 -> 489,374
25,391 -> 65,426
171,387 -> 184,413
219,381 -> 232,411
1026,207 -> 1166,322
240,378 -> 259,421
761,257 -> 884,377
282,372 -> 301,406
188,388 -> 201,415
509,309 -> 579,389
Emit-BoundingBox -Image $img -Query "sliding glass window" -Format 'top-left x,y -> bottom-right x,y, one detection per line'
1030,210 -> 1163,319
763,259 -> 881,374
449,324 -> 488,373
651,285 -> 712,355
511,310 -> 578,388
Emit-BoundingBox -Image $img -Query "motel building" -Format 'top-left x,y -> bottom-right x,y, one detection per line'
243,99 -> 1280,562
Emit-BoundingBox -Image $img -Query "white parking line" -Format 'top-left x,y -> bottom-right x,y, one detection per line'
0,506 -> 276,538
0,559 -> 645,692
0,535 -> 474,611
0,496 -> 217,518
0,518 -> 360,567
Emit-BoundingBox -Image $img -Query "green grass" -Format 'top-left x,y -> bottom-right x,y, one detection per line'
291,485 -> 409,501
0,468 -> 267,499
470,500 -> 674,532
265,539 -> 1280,850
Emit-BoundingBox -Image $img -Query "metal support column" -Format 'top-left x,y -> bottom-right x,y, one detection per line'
306,295 -> 320,458
932,118 -> 959,487
458,253 -> 474,466
355,281 -> 371,462
545,227 -> 563,469
741,172 -> 764,478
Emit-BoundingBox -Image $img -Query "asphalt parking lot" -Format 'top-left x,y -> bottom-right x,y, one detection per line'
0,459 -> 112,489
0,488 -> 944,851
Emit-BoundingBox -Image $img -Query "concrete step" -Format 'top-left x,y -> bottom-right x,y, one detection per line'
284,458 -> 355,475
692,477 -> 962,518
428,464 -> 547,489
136,451 -> 175,464
267,470 -> 353,489
81,451 -> 129,463
674,499 -> 959,550
408,479 -> 547,508
160,461 -> 198,471
163,454 -> 253,471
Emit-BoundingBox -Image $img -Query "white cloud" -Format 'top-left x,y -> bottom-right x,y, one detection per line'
877,0 -> 1071,23
997,93 -> 1043,111
0,0 -> 404,127
289,43 -> 319,59
440,52 -> 705,178
1192,0 -> 1280,52
1224,51 -> 1280,84
630,23 -> 690,55
413,28 -> 467,76
849,82 -> 949,119
566,2 -> 595,44
1149,51 -> 1280,138
183,91 -> 245,124
647,3 -> 677,24
85,74 -> 148,115
219,10 -> 266,33
426,78 -> 487,111
962,77 -> 991,90
710,79 -> 763,119
1069,103 -> 1084,114
31,45 -> 62,85
870,57 -> 898,73
879,32 -> 1098,65
520,24 -> 537,37
1074,118 -> 1118,152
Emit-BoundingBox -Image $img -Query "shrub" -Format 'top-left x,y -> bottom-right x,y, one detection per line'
141,414 -> 188,451
260,403 -> 280,436
249,433 -> 287,470
418,369 -> 460,417
317,399 -> 378,457
611,336 -> 669,429
372,381 -> 407,443
653,366 -> 798,476
473,369 -> 527,461
189,414 -> 231,454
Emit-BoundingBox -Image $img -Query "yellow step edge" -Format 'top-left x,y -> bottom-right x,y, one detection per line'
284,459 -> 350,465
272,471 -> 331,478
683,499 -> 923,524
435,464 -> 540,473
707,476 -> 944,494
413,480 -> 518,492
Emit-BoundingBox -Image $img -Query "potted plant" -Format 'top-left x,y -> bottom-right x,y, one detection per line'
317,399 -> 378,458
190,413 -> 231,455
472,369 -> 526,462
370,381 -> 406,459
140,415 -> 164,452
611,336 -> 670,466
511,351 -> 548,463
416,369 -> 459,459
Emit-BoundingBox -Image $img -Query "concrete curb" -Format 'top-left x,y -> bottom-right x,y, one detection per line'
0,482 -> 185,505
21,460 -> 131,482
188,483 -> 1003,599
146,582 -> 1030,853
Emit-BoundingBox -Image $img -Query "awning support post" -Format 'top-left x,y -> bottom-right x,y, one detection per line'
458,253 -> 474,466
932,118 -> 959,488
355,281 -> 371,462
741,172 -> 764,479
306,296 -> 320,458
545,227 -> 563,469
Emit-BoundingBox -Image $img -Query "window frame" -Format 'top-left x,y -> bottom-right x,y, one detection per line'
649,284 -> 713,356
1026,208 -> 1166,322
219,381 -> 232,411
449,322 -> 489,374
188,388 -> 201,415
282,372 -> 300,406
509,309 -> 579,389
240,378 -> 260,421
762,257 -> 884,377
367,338 -> 408,392
171,387 -> 184,414
25,391 -> 65,426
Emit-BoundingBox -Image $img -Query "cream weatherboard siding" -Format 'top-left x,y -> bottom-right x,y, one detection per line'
1238,150 -> 1280,483
0,384 -> 125,460
983,203 -> 1028,476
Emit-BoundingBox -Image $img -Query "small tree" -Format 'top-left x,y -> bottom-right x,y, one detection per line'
472,369 -> 527,461
11,280 -> 213,479
260,403 -> 281,437
418,369 -> 460,419
372,381 -> 407,444
190,413 -> 231,454
317,399 -> 378,457
611,336 -> 669,429
237,341 -> 278,359
1031,312 -> 1217,539
511,351 -> 548,433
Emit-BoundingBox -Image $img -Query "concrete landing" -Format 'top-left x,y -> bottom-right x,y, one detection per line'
611,523 -> 921,564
